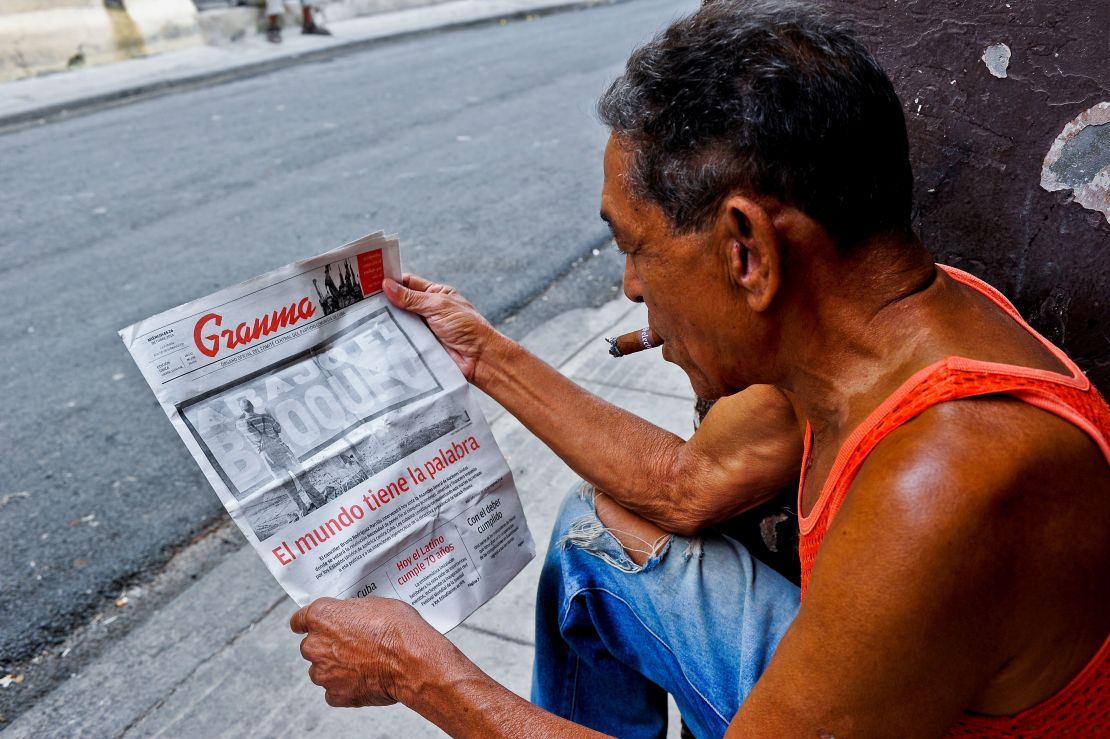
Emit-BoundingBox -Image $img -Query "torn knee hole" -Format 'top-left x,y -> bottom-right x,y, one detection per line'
682,537 -> 704,561
559,514 -> 670,572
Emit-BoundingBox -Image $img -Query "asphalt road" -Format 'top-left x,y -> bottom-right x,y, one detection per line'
0,0 -> 698,664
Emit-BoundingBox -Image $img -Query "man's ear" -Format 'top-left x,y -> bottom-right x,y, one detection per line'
723,195 -> 780,312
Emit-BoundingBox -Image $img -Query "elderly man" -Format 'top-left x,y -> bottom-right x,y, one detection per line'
290,1 -> 1110,736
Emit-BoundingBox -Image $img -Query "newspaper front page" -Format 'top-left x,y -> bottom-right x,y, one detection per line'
120,233 -> 534,632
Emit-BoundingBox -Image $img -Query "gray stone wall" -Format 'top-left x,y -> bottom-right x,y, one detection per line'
829,0 -> 1109,391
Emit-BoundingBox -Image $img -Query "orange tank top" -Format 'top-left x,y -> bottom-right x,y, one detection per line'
796,265 -> 1110,737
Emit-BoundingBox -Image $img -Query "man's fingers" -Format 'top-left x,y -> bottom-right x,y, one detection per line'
290,605 -> 310,634
400,272 -> 458,297
383,278 -> 424,312
400,272 -> 436,291
291,597 -> 338,634
299,634 -> 315,661
386,278 -> 450,318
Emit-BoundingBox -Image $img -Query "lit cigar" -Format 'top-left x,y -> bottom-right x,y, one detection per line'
605,327 -> 663,357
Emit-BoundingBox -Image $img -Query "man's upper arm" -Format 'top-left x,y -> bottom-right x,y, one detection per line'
726,404 -> 1038,738
664,385 -> 804,532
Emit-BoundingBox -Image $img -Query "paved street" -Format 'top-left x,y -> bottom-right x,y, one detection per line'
0,0 -> 698,668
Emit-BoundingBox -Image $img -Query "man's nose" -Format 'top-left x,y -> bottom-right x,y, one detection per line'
622,255 -> 644,303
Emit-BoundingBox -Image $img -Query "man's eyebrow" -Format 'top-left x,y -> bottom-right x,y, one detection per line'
599,210 -> 618,236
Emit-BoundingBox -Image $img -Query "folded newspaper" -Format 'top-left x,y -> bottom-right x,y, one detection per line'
119,233 -> 535,632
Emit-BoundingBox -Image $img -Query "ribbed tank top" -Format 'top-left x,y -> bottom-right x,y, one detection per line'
796,265 -> 1110,736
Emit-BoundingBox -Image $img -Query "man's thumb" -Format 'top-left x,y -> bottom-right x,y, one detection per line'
384,278 -> 424,313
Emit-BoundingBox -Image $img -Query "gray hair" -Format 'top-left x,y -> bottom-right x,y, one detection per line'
598,0 -> 913,247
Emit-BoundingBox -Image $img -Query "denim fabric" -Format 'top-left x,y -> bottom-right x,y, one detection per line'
532,484 -> 800,739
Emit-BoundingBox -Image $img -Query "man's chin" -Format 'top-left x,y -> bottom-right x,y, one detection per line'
689,384 -> 730,401
671,362 -> 728,400
669,359 -> 749,400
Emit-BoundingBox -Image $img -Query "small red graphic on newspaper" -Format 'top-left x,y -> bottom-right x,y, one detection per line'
356,250 -> 385,296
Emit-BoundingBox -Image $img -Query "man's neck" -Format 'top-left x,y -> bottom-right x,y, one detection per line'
769,237 -> 938,439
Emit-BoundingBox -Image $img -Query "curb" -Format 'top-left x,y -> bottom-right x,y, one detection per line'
0,0 -> 626,134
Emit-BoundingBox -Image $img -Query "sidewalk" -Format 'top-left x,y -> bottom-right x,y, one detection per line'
0,0 -> 624,131
5,298 -> 694,737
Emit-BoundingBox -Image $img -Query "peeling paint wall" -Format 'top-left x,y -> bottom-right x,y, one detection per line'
827,0 -> 1110,391
1041,102 -> 1110,225
981,43 -> 1010,79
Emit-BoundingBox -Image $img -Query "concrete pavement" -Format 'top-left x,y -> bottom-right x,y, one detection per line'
5,296 -> 695,737
0,0 -> 629,131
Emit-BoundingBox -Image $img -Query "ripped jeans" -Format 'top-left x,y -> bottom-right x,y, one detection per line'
532,484 -> 800,739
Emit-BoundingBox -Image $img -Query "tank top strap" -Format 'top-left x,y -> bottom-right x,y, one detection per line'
811,359 -> 1068,534
799,356 -> 1109,597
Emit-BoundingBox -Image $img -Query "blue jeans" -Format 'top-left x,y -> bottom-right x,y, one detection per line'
532,484 -> 800,739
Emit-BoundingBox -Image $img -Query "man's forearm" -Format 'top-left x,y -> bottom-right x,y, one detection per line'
473,332 -> 690,527
409,640 -> 609,739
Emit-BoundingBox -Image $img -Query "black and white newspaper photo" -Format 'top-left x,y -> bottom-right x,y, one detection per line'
119,233 -> 535,632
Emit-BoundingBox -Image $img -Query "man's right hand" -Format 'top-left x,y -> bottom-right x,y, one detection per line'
383,274 -> 501,383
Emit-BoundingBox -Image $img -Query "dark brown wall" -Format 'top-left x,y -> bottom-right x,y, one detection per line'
827,0 -> 1109,391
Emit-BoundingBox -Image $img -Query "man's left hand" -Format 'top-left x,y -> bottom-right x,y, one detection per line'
290,596 -> 443,708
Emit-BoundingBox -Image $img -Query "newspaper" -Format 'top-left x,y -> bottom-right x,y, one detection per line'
119,233 -> 535,632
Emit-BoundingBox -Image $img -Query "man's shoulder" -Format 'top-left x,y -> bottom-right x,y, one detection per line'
857,395 -> 1103,510
842,394 -> 1109,559
821,388 -> 1110,716
795,393 -> 1110,725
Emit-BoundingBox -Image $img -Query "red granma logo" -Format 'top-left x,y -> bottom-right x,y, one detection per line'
193,298 -> 316,358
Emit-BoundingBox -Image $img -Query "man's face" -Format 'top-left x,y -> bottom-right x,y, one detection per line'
600,136 -> 754,398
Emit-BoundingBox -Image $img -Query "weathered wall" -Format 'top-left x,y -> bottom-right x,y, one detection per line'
828,0 -> 1109,391
0,0 -> 204,82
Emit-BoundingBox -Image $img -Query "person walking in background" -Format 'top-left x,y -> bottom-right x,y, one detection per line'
266,0 -> 331,44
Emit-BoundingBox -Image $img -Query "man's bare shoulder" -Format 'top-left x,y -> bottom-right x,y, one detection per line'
834,394 -> 1110,713
852,395 -> 1108,521
838,395 -> 1110,578
738,395 -> 1108,732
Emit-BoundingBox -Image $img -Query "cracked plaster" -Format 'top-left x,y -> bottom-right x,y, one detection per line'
1041,102 -> 1110,224
982,42 -> 1011,78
